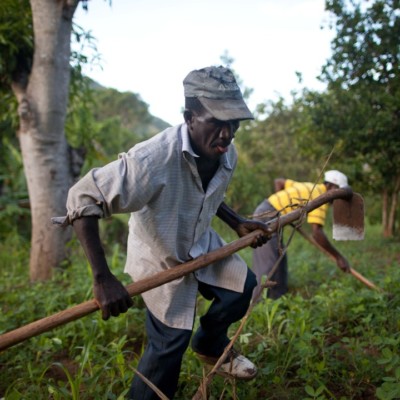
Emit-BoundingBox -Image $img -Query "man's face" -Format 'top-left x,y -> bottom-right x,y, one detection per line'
326,182 -> 339,192
186,109 -> 240,162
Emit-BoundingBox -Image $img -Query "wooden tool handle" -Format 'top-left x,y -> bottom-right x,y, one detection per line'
0,187 -> 357,352
0,230 -> 262,352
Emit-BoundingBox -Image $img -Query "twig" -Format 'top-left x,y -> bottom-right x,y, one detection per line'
132,368 -> 169,400
192,151 -> 338,398
191,278 -> 280,399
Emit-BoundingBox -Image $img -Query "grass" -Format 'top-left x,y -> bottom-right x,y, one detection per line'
0,221 -> 399,399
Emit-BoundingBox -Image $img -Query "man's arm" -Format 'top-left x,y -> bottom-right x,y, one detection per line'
73,216 -> 133,320
311,223 -> 350,272
216,202 -> 270,248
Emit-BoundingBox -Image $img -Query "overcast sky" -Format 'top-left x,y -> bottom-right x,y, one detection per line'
73,0 -> 335,125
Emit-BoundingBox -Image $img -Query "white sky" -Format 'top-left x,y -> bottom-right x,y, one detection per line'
73,0 -> 335,125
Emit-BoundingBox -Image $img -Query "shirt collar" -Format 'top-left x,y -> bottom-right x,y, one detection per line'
181,123 -> 232,170
181,123 -> 198,158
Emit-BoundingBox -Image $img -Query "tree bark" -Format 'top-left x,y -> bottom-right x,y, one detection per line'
13,0 -> 80,281
388,175 -> 400,237
382,188 -> 389,237
382,175 -> 400,238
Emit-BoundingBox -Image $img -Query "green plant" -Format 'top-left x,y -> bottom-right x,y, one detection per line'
1,220 -> 399,399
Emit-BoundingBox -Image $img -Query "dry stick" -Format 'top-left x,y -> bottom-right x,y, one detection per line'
191,153 -> 345,398
294,226 -> 380,291
192,213 -> 353,398
192,220 -> 294,400
193,152 -> 362,397
0,187 -> 354,353
191,281 -> 277,400
0,228 -> 263,352
132,368 -> 169,400
191,282 -> 282,398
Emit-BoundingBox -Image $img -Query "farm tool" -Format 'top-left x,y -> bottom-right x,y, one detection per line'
0,186 -> 368,352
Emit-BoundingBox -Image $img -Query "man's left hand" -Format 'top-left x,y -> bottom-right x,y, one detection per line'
236,220 -> 270,248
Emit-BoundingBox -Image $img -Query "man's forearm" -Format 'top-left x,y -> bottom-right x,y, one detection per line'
73,216 -> 134,319
312,225 -> 341,259
217,202 -> 270,247
216,202 -> 245,230
72,216 -> 111,282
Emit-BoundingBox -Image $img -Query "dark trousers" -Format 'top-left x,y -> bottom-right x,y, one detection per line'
127,268 -> 257,400
252,199 -> 288,300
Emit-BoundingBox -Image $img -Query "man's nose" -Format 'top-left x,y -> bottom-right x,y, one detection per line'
219,122 -> 235,141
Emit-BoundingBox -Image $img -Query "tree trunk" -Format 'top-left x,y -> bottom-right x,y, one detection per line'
388,175 -> 400,236
13,0 -> 79,281
382,188 -> 389,237
382,175 -> 400,238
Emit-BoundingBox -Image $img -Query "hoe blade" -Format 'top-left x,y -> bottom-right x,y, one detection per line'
333,192 -> 364,241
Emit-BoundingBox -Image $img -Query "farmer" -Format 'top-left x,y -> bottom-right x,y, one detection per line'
55,66 -> 270,399
251,170 -> 351,301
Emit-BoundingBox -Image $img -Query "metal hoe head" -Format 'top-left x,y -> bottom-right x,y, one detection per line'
332,192 -> 365,241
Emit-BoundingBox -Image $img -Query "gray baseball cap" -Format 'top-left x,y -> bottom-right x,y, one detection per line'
183,66 -> 254,121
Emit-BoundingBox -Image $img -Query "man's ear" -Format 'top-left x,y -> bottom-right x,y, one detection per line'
183,109 -> 193,124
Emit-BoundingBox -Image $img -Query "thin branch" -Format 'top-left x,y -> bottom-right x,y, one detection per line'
192,148 -> 337,398
132,368 -> 169,400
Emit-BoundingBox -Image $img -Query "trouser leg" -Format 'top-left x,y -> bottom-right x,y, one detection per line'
127,310 -> 192,400
252,232 -> 288,300
252,200 -> 288,300
191,268 -> 257,357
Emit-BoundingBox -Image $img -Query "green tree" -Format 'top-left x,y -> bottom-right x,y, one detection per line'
299,0 -> 400,236
1,0 -> 173,281
0,0 -> 83,280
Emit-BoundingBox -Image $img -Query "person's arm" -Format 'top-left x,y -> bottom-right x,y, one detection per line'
216,202 -> 270,248
274,178 -> 286,192
311,223 -> 350,272
73,216 -> 133,320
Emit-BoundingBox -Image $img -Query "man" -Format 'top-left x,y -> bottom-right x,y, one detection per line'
251,170 -> 351,301
55,66 -> 269,399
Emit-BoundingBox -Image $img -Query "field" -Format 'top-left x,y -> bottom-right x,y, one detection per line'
0,221 -> 399,400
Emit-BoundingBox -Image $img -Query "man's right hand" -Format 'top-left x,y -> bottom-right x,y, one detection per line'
336,255 -> 351,273
72,217 -> 134,320
93,273 -> 134,320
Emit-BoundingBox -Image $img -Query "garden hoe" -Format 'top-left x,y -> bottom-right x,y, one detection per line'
291,189 -> 378,290
0,186 -> 367,352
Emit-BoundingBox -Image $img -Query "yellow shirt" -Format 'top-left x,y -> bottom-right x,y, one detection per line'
268,179 -> 328,225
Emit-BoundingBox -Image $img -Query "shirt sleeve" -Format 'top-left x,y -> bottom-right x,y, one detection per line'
65,147 -> 162,224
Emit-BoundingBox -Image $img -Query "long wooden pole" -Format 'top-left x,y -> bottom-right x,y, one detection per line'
1,230 -> 263,352
0,187 -> 361,352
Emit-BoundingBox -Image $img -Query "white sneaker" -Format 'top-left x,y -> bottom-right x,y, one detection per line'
195,348 -> 257,381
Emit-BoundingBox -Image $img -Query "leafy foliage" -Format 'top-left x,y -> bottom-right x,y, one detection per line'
0,223 -> 399,399
0,0 -> 31,207
286,0 -> 400,235
0,0 -> 33,89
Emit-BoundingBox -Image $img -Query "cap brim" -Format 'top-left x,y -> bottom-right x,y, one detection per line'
199,97 -> 254,121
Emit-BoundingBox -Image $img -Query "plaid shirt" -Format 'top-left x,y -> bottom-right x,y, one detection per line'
64,123 -> 247,329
